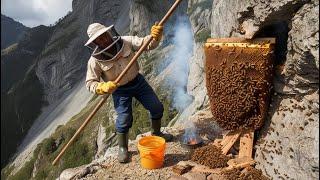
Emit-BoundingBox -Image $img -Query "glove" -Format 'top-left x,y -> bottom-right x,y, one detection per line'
151,22 -> 163,41
96,81 -> 118,94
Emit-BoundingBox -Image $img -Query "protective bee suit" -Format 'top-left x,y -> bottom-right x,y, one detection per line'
84,23 -> 173,163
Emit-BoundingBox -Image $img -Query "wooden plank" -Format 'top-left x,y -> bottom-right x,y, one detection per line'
206,37 -> 276,44
240,167 -> 251,176
238,130 -> 254,158
220,130 -> 241,147
177,161 -> 221,174
189,158 -> 255,174
191,166 -> 223,174
221,131 -> 241,155
211,138 -> 223,148
225,161 -> 254,171
227,157 -> 255,168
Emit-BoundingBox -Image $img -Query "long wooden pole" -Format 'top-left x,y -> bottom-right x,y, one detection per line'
52,0 -> 183,166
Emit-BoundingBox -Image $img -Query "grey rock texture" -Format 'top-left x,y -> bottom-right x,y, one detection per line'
209,0 -> 319,179
56,0 -> 318,179
4,0 -> 129,172
59,163 -> 100,180
187,0 -> 212,110
1,25 -> 53,168
129,0 -> 171,36
129,0 -> 188,36
7,0 -> 318,179
175,0 -> 212,125
283,1 -> 319,94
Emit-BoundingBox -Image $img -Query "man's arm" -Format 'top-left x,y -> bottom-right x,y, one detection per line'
130,35 -> 160,51
130,23 -> 163,51
85,58 -> 119,94
85,58 -> 102,94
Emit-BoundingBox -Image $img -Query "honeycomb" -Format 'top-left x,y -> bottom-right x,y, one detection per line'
204,38 -> 275,130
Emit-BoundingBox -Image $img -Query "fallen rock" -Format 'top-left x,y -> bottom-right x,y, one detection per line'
59,163 -> 100,180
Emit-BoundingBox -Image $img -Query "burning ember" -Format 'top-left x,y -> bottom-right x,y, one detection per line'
182,127 -> 203,146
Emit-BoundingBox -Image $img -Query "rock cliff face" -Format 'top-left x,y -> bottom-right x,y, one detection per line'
35,0 -> 130,104
3,0 -> 318,179
209,0 -> 319,179
186,0 -> 212,113
3,0 -> 187,177
1,25 -> 53,168
1,0 -> 130,172
58,0 -> 318,179
170,0 -> 319,178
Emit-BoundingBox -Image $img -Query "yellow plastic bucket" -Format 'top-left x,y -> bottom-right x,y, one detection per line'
138,136 -> 166,169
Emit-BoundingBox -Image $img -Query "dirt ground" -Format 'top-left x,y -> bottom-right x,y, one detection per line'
77,108 -> 268,180
80,109 -> 221,180
82,130 -> 191,180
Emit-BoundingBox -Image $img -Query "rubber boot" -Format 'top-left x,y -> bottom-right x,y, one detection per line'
117,132 -> 129,163
151,119 -> 173,142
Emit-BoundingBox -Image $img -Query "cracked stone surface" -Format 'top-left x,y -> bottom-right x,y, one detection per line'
210,0 -> 319,179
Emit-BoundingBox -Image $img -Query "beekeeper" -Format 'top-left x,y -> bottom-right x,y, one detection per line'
84,23 -> 173,163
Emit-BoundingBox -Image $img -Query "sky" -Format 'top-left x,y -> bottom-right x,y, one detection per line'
1,0 -> 73,27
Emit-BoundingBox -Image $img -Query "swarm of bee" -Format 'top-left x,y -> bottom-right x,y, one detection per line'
205,42 -> 274,130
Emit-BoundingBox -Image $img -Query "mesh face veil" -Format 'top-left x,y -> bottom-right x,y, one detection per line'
86,25 -> 124,61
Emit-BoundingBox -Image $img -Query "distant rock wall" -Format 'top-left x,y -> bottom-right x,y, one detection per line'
1,25 -> 53,168
35,0 -> 129,104
1,14 -> 29,49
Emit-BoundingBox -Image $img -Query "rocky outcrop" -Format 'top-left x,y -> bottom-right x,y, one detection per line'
5,0 -> 318,179
59,163 -> 101,180
129,0 -> 171,36
283,2 -> 319,94
129,0 -> 188,37
175,0 -> 212,125
2,0 -> 129,172
209,0 -> 319,179
46,0 -> 320,179
58,0 -> 318,178
187,0 -> 212,109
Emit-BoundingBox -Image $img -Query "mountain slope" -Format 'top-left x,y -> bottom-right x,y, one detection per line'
1,0 -> 131,170
1,25 -> 53,168
1,14 -> 29,49
1,0 -> 318,179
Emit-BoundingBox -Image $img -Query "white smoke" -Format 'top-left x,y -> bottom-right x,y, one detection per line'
164,16 -> 194,112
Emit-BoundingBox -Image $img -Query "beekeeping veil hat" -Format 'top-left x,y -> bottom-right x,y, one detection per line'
85,23 -> 124,61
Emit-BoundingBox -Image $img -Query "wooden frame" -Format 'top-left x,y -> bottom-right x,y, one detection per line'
172,129 -> 255,176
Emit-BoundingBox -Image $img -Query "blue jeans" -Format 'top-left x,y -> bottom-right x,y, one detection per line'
112,74 -> 164,133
